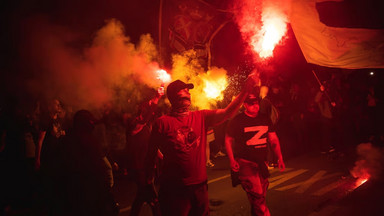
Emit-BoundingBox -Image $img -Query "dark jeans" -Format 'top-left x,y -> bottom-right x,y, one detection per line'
130,170 -> 160,216
238,158 -> 270,216
159,181 -> 209,216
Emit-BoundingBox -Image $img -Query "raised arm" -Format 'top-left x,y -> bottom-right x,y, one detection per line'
131,87 -> 164,136
211,72 -> 260,125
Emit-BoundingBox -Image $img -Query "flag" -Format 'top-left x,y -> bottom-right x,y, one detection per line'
290,0 -> 384,69
160,0 -> 230,68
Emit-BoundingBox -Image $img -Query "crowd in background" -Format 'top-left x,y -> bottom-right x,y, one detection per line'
1,69 -> 383,215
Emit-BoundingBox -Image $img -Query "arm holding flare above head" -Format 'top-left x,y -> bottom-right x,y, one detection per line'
130,86 -> 164,136
211,71 -> 261,125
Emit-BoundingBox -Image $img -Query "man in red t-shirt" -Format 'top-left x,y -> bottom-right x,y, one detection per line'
146,73 -> 259,216
225,89 -> 285,216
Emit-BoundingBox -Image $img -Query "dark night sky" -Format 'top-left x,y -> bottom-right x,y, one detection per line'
1,0 -> 383,106
2,0 -> 383,68
1,0 -> 306,76
1,0 -> 161,99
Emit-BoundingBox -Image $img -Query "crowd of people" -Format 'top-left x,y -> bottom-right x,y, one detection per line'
1,69 -> 383,215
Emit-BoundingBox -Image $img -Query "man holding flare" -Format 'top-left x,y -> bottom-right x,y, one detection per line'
146,71 -> 260,216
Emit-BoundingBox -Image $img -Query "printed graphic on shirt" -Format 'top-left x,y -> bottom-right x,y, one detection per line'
244,126 -> 268,148
174,126 -> 201,152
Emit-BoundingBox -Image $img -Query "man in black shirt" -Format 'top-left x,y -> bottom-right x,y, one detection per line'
225,89 -> 285,216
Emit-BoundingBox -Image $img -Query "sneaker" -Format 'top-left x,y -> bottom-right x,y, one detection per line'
214,151 -> 227,158
206,160 -> 215,168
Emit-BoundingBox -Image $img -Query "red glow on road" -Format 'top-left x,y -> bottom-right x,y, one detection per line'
355,177 -> 369,189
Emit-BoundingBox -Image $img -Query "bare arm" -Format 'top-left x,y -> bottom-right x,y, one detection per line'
268,132 -> 285,171
131,87 -> 164,136
225,134 -> 239,172
212,73 -> 260,125
151,86 -> 164,105
35,130 -> 46,170
131,123 -> 146,136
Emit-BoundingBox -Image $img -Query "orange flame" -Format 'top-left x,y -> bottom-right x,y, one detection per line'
156,69 -> 171,84
203,77 -> 227,100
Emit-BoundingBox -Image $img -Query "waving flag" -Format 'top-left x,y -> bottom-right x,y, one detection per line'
290,0 -> 384,69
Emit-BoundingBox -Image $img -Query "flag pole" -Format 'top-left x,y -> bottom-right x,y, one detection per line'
311,69 -> 322,86
158,0 -> 164,67
311,69 -> 334,104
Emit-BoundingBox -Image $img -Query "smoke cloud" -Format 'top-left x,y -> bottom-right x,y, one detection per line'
350,143 -> 384,180
20,16 -> 161,113
19,16 -> 230,114
170,50 -> 229,110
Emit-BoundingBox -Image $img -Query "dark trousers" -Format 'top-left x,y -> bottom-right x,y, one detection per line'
238,158 -> 270,216
159,181 -> 209,216
130,170 -> 160,216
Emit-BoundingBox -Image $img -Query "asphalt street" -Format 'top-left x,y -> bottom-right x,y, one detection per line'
113,146 -> 384,216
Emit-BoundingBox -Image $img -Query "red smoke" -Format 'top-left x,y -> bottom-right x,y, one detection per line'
19,16 -> 162,112
350,143 -> 383,188
232,0 -> 289,60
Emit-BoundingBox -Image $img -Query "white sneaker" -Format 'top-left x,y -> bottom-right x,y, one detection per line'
214,151 -> 226,158
206,160 -> 215,168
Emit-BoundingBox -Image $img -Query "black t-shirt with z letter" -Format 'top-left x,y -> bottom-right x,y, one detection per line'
227,113 -> 275,163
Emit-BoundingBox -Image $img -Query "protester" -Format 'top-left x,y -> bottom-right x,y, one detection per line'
259,86 -> 273,121
225,88 -> 285,216
0,99 -> 34,214
34,99 -> 69,214
126,87 -> 163,216
35,99 -> 67,171
314,83 -> 336,154
146,72 -> 260,216
100,102 -> 126,172
288,83 -> 307,155
259,85 -> 279,167
63,110 -> 119,216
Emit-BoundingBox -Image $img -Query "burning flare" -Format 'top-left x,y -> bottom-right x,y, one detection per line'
355,177 -> 369,189
234,0 -> 288,59
253,7 -> 288,58
203,76 -> 227,100
156,69 -> 171,84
